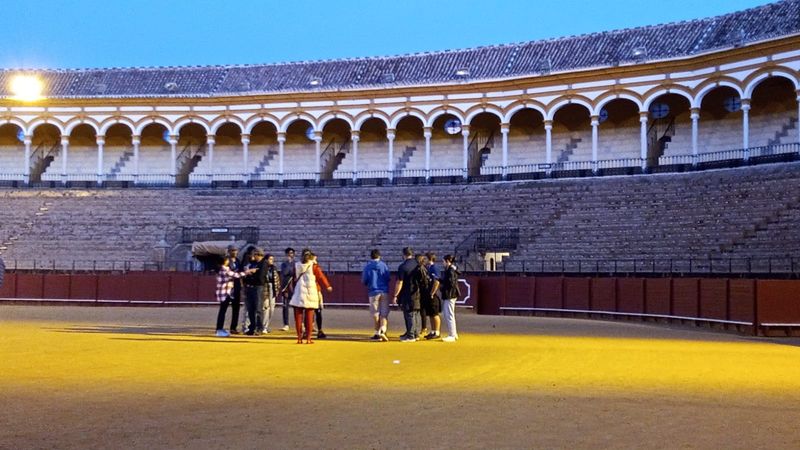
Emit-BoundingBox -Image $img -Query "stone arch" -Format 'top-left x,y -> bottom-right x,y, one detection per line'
389,108 -> 427,129
99,116 -> 136,136
134,116 -> 173,136
210,116 -> 245,135
243,114 -> 281,135
279,112 -> 318,133
0,116 -> 28,135
743,67 -> 800,99
592,91 -> 644,116
64,117 -> 101,136
503,100 -> 547,123
27,117 -> 65,136
642,85 -> 695,111
174,115 -> 211,135
464,104 -> 504,124
427,106 -> 466,128
354,110 -> 391,130
693,77 -> 745,108
545,95 -> 593,121
317,111 -> 355,131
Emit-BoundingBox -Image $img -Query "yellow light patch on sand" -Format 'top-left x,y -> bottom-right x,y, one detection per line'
3,320 -> 799,401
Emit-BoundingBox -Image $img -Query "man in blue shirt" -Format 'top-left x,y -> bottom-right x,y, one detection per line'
362,249 -> 391,341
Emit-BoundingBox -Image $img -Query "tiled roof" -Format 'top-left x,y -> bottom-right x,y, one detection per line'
1,0 -> 798,99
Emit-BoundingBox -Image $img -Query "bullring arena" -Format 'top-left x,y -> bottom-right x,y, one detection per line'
2,1 -> 800,449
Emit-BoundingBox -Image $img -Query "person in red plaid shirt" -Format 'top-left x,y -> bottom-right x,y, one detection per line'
215,256 -> 254,337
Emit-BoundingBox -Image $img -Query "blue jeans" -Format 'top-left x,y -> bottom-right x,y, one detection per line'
245,286 -> 265,333
402,309 -> 421,338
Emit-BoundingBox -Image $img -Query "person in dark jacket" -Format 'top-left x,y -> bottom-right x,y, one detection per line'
362,249 -> 391,341
278,247 -> 296,331
242,247 -> 268,335
0,256 -> 5,289
439,254 -> 461,342
392,247 -> 424,342
226,245 -> 244,334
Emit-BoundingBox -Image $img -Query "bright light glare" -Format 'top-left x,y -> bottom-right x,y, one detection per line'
10,75 -> 44,102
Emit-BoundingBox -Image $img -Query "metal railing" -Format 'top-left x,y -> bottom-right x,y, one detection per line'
1,142 -> 797,188
3,256 -> 797,276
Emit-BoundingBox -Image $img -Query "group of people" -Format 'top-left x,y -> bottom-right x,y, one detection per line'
214,245 -> 460,343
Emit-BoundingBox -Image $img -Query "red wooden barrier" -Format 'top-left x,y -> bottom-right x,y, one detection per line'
42,274 -> 71,300
16,274 -> 44,299
699,279 -> 728,321
591,278 -> 615,311
0,273 -> 16,298
505,276 -> 535,309
644,278 -> 671,315
728,279 -> 755,324
756,280 -> 800,326
617,278 -> 645,314
70,274 -> 98,300
672,278 -> 699,318
563,277 -> 590,310
535,276 -> 562,309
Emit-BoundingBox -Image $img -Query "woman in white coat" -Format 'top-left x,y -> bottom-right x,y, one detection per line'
289,249 -> 320,344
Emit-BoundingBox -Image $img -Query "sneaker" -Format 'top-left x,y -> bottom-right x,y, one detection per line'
229,329 -> 240,335
265,328 -> 271,333
442,336 -> 458,343
424,332 -> 440,340
281,325 -> 290,332
317,331 -> 327,339
400,336 -> 417,342
370,334 -> 381,341
379,333 -> 389,342
215,330 -> 230,337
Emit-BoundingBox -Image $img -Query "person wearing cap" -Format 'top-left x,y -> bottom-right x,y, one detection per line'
242,247 -> 268,336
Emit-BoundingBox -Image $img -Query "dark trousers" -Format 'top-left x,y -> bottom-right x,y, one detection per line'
230,283 -> 241,331
216,295 -> 234,331
281,292 -> 290,326
245,286 -> 265,333
315,308 -> 323,331
402,308 -> 421,338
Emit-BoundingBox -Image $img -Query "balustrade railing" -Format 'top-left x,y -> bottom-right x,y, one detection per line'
1,142 -> 797,188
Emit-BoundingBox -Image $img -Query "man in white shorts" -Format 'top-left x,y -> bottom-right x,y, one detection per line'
362,249 -> 391,341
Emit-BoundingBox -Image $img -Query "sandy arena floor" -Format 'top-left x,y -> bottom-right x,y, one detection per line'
1,305 -> 799,449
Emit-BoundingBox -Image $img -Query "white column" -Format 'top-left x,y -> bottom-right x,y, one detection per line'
591,116 -> 599,172
797,93 -> 800,148
351,130 -> 360,182
277,132 -> 286,182
500,123 -> 509,178
206,135 -> 215,184
23,136 -> 31,184
741,100 -> 750,160
169,135 -> 178,179
132,135 -> 140,184
544,120 -> 553,164
690,108 -> 700,164
387,129 -> 395,180
313,131 -> 322,182
461,124 -> 470,180
423,126 -> 432,180
60,136 -> 69,185
241,134 -> 250,182
639,112 -> 648,169
96,135 -> 105,186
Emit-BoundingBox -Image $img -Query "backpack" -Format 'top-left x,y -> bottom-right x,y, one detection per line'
413,263 -> 432,299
